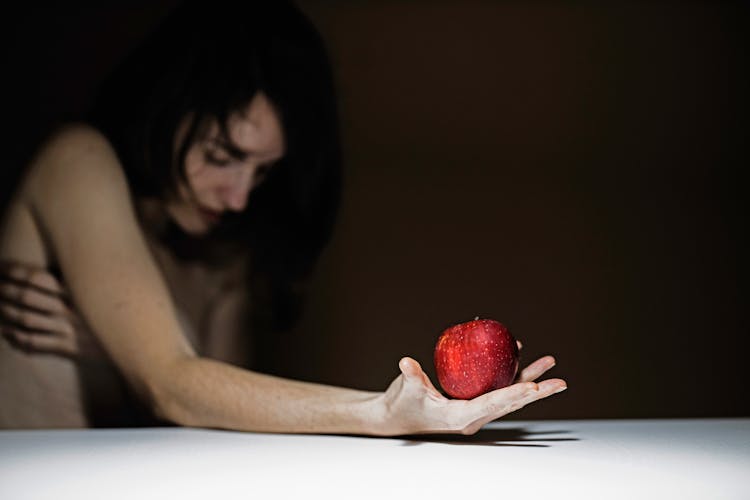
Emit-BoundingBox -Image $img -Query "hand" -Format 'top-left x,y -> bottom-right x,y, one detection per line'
377,341 -> 566,436
0,260 -> 105,360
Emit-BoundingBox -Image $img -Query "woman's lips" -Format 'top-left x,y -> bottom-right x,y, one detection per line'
198,207 -> 222,224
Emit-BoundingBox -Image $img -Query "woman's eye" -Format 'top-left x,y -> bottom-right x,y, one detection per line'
204,151 -> 232,166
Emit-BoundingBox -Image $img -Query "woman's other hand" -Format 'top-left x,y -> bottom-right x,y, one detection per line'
0,261 -> 105,360
377,342 -> 566,436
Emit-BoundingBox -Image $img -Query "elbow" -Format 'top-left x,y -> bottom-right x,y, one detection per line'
141,359 -> 201,428
149,387 -> 186,426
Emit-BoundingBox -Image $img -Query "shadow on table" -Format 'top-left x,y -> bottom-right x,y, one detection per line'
397,427 -> 579,447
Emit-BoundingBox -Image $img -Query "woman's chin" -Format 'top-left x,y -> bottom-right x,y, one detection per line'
168,213 -> 212,237
164,204 -> 217,237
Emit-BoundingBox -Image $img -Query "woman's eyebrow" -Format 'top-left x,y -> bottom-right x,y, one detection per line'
207,135 -> 284,163
208,136 -> 249,160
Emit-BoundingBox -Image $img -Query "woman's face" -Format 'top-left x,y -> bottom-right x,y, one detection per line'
166,92 -> 286,236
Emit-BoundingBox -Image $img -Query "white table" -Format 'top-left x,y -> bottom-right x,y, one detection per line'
1,419 -> 748,499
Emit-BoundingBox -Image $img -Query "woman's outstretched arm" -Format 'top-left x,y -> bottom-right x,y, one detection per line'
21,124 -> 565,436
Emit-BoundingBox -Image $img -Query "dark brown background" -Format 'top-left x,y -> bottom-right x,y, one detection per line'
3,1 -> 748,420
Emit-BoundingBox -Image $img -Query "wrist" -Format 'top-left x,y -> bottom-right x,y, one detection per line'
355,391 -> 391,436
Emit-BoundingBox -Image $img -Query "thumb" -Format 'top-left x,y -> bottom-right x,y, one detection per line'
399,357 -> 422,380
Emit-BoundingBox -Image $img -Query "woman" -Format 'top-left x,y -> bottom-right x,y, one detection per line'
0,1 -> 566,434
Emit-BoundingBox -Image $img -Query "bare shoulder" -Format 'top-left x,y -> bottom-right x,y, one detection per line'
34,122 -> 115,161
2,124 -> 125,266
21,122 -> 129,208
17,121 -> 148,278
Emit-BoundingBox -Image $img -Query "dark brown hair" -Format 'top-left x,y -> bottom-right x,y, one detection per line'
89,0 -> 342,333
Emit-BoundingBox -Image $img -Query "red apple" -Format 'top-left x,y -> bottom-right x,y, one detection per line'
434,318 -> 519,399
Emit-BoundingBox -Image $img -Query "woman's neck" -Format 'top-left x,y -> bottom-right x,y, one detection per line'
134,196 -> 171,238
134,195 -> 246,268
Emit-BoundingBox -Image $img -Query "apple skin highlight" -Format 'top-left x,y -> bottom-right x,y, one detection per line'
434,318 -> 519,400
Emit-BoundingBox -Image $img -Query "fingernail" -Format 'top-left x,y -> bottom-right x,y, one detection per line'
554,386 -> 567,394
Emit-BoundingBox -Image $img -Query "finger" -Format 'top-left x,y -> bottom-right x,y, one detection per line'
399,357 -> 431,386
398,357 -> 444,399
517,355 -> 556,383
420,372 -> 444,399
398,357 -> 425,386
2,328 -> 75,357
450,382 -> 542,434
462,379 -> 567,434
0,263 -> 67,296
0,281 -> 69,315
470,378 -> 567,423
516,339 -> 523,350
0,303 -> 75,337
27,268 -> 67,297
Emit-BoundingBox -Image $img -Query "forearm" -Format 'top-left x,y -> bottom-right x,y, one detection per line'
152,356 -> 387,435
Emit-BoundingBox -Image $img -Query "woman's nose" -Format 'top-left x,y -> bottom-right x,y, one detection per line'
222,167 -> 254,212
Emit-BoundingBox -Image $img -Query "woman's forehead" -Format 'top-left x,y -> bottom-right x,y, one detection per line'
208,95 -> 285,157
